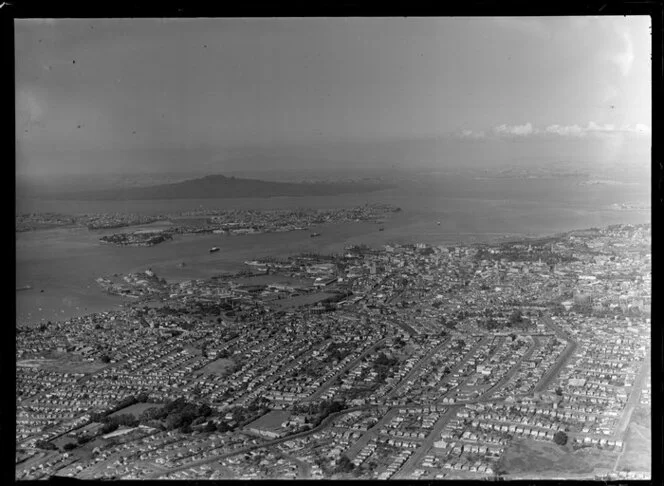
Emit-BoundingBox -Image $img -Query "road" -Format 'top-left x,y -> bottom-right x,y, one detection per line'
144,404 -> 380,479
391,406 -> 459,479
479,337 -> 538,400
342,407 -> 400,459
20,331 -> 231,448
305,337 -> 388,402
534,315 -> 578,393
232,338 -> 332,405
613,347 -> 650,441
432,335 -> 492,400
394,319 -> 418,336
386,337 -> 451,399
280,452 -> 311,479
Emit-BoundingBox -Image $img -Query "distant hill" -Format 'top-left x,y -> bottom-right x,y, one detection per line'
48,174 -> 394,200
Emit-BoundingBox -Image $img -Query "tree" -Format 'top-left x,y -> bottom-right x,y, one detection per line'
555,386 -> 563,396
36,440 -> 56,450
553,431 -> 568,446
336,455 -> 355,473
101,422 -> 119,434
509,310 -> 523,325
63,442 -> 77,451
198,403 -> 213,417
90,411 -> 107,422
192,416 -> 207,426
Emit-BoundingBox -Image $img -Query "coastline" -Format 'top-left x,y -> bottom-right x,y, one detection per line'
16,217 -> 650,327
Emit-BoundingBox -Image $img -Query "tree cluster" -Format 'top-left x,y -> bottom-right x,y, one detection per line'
335,455 -> 355,473
35,440 -> 57,450
553,431 -> 568,446
327,342 -> 351,362
373,352 -> 399,384
292,399 -> 347,428
147,398 -> 213,431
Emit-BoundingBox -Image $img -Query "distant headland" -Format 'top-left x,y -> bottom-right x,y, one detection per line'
43,174 -> 394,200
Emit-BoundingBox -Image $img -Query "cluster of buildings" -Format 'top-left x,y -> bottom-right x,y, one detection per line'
17,204 -> 396,238
16,213 -> 78,232
16,222 -> 650,480
95,269 -> 168,298
99,230 -> 173,247
169,204 -> 397,236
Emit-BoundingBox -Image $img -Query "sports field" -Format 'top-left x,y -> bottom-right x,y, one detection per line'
246,410 -> 291,432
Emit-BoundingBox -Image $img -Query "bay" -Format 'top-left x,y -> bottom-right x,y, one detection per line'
16,175 -> 650,325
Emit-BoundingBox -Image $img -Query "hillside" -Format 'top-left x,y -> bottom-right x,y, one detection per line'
47,174 -> 393,200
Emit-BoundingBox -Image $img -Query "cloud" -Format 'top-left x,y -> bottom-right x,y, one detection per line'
610,30 -> 635,76
17,88 -> 45,128
545,122 -> 650,137
545,124 -> 584,137
632,123 -> 651,133
457,122 -> 651,140
458,129 -> 485,139
601,84 -> 619,103
493,122 -> 534,137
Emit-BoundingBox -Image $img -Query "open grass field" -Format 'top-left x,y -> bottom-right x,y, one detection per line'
615,423 -> 651,473
109,402 -> 165,418
17,356 -> 107,374
615,403 -> 651,474
197,358 -> 235,376
268,292 -> 337,310
246,410 -> 291,432
500,438 -> 618,478
629,403 -> 651,429
235,273 -> 313,288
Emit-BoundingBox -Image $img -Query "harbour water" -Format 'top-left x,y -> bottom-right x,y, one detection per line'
16,175 -> 650,325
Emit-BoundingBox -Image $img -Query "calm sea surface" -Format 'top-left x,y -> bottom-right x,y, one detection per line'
16,176 -> 650,325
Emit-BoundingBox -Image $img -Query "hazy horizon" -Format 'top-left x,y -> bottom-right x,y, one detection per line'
16,17 -> 651,180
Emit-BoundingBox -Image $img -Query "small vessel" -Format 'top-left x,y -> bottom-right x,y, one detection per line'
437,221 -> 441,225
209,247 -> 220,253
379,227 -> 385,232
310,232 -> 321,238
16,285 -> 32,292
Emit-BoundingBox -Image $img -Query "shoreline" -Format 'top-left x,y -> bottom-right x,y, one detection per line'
16,221 -> 649,327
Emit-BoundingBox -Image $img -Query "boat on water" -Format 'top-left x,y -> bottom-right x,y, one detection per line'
310,232 -> 321,238
437,221 -> 441,225
379,227 -> 385,231
209,247 -> 220,253
16,285 -> 32,292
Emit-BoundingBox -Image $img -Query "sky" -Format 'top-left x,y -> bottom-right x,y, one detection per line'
15,16 -> 651,177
